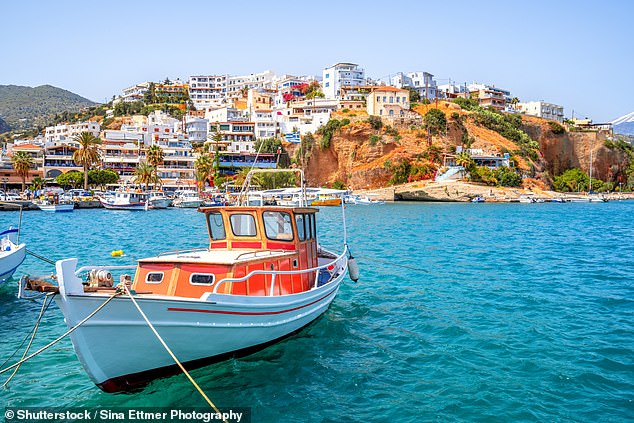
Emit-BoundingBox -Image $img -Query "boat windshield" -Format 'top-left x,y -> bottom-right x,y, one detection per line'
207,212 -> 226,240
230,214 -> 257,237
263,211 -> 294,241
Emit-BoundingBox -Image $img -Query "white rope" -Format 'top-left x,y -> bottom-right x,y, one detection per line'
122,285 -> 227,422
0,292 -> 120,376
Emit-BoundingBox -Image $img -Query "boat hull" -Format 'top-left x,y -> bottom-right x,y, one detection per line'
37,204 -> 75,212
0,244 -> 26,284
99,200 -> 148,211
54,261 -> 344,392
174,200 -> 203,208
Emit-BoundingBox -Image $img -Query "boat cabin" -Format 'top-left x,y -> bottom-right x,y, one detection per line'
132,206 -> 321,298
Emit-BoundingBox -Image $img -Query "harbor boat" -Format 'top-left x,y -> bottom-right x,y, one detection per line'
352,194 -> 386,205
471,196 -> 485,203
97,190 -> 149,211
147,191 -> 172,209
36,203 -> 75,212
310,189 -> 343,207
0,228 -> 26,284
173,190 -> 204,208
38,169 -> 354,392
35,192 -> 75,212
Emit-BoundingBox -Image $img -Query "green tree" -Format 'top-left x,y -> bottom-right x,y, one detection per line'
406,87 -> 421,103
553,168 -> 589,192
493,166 -> 522,187
455,151 -> 474,170
133,162 -> 159,190
56,171 -> 84,189
146,145 -> 164,186
423,109 -> 447,138
72,132 -> 102,190
194,154 -> 213,191
11,151 -> 34,191
88,169 -> 119,190
29,176 -> 46,192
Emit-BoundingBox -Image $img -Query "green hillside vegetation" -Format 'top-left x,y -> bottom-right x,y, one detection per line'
0,116 -> 9,133
0,84 -> 97,133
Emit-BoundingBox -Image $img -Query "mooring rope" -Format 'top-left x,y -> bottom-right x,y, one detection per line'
2,293 -> 54,387
122,285 -> 226,422
0,293 -> 55,371
0,291 -> 120,376
26,249 -> 56,266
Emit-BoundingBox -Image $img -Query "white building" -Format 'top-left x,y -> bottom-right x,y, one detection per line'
118,82 -> 150,103
253,110 -> 278,139
389,72 -> 437,100
185,117 -> 209,143
322,63 -> 365,99
205,107 -> 245,126
274,98 -> 339,135
517,101 -> 564,123
227,70 -> 276,99
44,121 -> 101,144
188,75 -> 228,110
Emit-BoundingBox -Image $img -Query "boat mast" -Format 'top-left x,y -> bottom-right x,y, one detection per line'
589,147 -> 593,192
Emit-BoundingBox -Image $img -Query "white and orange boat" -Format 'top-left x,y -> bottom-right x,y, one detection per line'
45,170 -> 356,392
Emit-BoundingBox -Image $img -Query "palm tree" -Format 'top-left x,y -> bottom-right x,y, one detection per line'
146,145 -> 164,186
510,97 -> 520,111
455,151 -> 474,170
194,154 -> 213,192
29,176 -> 46,192
72,132 -> 102,190
11,151 -> 34,191
134,162 -> 159,191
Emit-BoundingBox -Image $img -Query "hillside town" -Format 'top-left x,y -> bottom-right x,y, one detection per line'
0,62 -> 618,192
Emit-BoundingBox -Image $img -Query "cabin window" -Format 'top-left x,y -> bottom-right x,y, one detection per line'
190,273 -> 215,285
207,212 -> 226,240
309,214 -> 317,239
146,272 -> 164,284
263,211 -> 294,241
230,213 -> 257,237
295,214 -> 306,241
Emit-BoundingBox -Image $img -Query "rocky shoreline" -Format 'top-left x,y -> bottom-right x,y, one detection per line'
356,181 -> 634,202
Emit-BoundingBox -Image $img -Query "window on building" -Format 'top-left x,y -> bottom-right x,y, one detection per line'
389,110 -> 394,116
389,97 -> 393,103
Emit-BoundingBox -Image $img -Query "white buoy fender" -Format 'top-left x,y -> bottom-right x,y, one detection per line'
348,256 -> 360,282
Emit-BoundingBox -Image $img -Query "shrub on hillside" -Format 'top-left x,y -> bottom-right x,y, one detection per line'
367,116 -> 383,130
548,121 -> 565,134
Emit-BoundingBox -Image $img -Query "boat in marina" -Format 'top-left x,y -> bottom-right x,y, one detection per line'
0,227 -> 26,284
310,189 -> 343,207
97,190 -> 149,211
35,169 -> 354,392
173,190 -> 204,208
147,191 -> 172,209
36,203 -> 75,212
471,196 -> 485,203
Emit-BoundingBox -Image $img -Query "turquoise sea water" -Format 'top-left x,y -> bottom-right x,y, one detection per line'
0,203 -> 633,422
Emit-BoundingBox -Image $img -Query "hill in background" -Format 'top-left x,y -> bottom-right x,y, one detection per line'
0,84 -> 97,133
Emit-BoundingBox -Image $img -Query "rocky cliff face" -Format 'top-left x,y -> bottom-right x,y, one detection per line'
297,106 -> 628,189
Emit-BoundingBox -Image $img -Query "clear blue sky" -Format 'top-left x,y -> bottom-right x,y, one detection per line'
1,0 -> 631,122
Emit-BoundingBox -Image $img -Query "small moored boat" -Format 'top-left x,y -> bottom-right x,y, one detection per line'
0,228 -> 26,284
98,190 -> 149,211
34,170 -> 355,392
173,191 -> 203,208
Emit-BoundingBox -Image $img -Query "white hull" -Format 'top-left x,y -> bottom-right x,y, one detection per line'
0,243 -> 26,283
54,257 -> 345,391
149,198 -> 172,209
37,203 -> 74,212
173,200 -> 203,208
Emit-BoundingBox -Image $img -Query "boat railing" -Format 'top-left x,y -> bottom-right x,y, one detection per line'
157,247 -> 209,257
212,245 -> 348,296
234,249 -> 293,261
75,265 -> 137,276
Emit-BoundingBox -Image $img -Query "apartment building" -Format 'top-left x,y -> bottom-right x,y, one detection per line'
468,83 -> 511,111
389,71 -> 437,100
119,82 -> 150,103
253,110 -> 278,139
367,87 -> 411,117
517,101 -> 564,123
154,80 -> 188,104
185,117 -> 209,143
188,75 -> 228,110
322,63 -> 365,99
45,121 -> 101,144
153,139 -> 196,183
